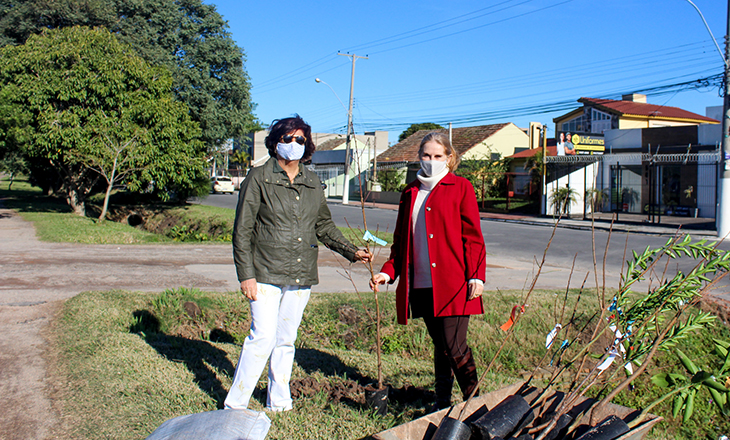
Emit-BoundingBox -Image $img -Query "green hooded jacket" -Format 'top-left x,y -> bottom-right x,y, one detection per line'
233,157 -> 359,286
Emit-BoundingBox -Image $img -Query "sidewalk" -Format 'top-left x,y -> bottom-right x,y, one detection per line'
337,199 -> 720,238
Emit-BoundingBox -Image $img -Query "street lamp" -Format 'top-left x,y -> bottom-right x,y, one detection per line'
315,77 -> 353,204
315,78 -> 347,111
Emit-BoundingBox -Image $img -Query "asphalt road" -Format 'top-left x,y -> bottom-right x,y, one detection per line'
199,192 -> 730,299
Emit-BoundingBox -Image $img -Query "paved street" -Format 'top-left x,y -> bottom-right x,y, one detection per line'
200,193 -> 730,299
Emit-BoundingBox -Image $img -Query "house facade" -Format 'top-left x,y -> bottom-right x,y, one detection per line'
545,96 -> 720,219
309,132 -> 389,198
235,130 -> 388,198
376,123 -> 530,184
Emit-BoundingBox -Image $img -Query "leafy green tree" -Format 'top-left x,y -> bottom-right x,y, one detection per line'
231,149 -> 250,170
375,168 -> 406,192
0,0 -> 258,150
0,26 -> 207,218
549,185 -> 578,216
457,150 -> 510,201
0,0 -> 116,46
586,187 -> 609,212
0,149 -> 28,190
398,123 -> 444,142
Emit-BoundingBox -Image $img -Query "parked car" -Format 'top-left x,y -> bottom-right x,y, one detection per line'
211,176 -> 235,194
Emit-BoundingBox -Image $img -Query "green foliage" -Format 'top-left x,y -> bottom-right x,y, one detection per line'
458,151 -> 510,200
0,148 -> 28,189
523,148 -> 546,187
590,237 -> 730,431
0,0 -> 259,149
168,224 -> 231,242
586,187 -> 609,212
0,26 -> 208,216
375,168 -> 406,192
398,123 -> 444,142
650,344 -> 730,424
548,185 -> 578,215
230,149 -> 250,169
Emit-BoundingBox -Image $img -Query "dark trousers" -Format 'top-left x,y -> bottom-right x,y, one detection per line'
414,288 -> 479,408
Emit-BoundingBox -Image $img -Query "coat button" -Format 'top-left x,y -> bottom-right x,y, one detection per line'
295,279 -> 300,284
426,207 -> 431,211
429,234 -> 433,238
297,237 -> 302,241
431,263 -> 436,267
296,196 -> 300,200
297,258 -> 301,262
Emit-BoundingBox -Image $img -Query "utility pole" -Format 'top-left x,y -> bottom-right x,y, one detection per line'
718,1 -> 730,237
338,52 -> 368,205
541,125 -> 547,216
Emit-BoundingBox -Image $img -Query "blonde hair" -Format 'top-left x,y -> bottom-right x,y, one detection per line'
418,132 -> 460,172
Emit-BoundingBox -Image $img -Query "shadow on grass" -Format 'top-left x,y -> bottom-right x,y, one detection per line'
295,347 -> 368,381
0,188 -> 72,213
130,310 -> 236,409
295,348 -> 436,412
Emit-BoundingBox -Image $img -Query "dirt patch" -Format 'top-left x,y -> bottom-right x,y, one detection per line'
290,376 -> 435,407
700,296 -> 730,326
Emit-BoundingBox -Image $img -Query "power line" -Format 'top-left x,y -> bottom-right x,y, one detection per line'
355,74 -> 722,132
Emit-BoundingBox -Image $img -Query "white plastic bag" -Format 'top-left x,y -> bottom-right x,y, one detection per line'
146,409 -> 271,440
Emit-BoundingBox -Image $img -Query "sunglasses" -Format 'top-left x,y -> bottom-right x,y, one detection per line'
281,134 -> 307,144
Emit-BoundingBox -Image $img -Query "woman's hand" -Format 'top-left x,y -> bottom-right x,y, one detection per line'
467,282 -> 484,301
370,273 -> 387,292
355,249 -> 373,262
240,278 -> 258,301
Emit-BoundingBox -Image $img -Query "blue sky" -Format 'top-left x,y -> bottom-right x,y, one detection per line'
207,0 -> 726,145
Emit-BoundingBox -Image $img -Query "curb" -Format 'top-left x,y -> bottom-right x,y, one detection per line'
327,200 -> 720,238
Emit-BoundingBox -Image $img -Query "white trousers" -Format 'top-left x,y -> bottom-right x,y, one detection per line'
224,283 -> 311,411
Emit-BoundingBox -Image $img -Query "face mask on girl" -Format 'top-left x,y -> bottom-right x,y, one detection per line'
420,159 -> 448,177
276,141 -> 305,161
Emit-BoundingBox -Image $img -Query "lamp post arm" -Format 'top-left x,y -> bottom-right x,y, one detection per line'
314,78 -> 348,112
684,0 -> 728,67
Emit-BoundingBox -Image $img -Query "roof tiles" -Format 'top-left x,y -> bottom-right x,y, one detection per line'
578,97 -> 718,123
377,123 -> 510,162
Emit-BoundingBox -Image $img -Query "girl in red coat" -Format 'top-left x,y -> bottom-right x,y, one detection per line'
370,131 -> 487,410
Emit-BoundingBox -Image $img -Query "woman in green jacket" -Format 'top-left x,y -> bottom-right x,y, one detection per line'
225,115 -> 370,412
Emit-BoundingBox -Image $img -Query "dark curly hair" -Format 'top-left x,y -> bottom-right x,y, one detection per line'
264,115 -> 316,162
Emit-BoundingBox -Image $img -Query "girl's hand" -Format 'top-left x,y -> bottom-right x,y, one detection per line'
370,273 -> 387,292
468,282 -> 484,301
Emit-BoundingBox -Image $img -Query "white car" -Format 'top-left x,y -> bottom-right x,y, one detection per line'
211,176 -> 235,194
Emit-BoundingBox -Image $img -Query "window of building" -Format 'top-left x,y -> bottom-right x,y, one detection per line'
591,108 -> 612,133
561,115 -> 586,133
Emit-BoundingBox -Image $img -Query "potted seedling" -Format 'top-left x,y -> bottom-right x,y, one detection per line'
374,228 -> 730,440
334,145 -> 390,416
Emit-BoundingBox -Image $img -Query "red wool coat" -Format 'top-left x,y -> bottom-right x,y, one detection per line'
379,172 -> 487,325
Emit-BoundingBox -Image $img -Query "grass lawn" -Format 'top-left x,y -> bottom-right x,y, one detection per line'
0,177 -> 390,245
47,287 -> 730,440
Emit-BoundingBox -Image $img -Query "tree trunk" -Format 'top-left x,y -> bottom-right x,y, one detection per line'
66,187 -> 86,216
99,162 -> 117,221
99,182 -> 112,221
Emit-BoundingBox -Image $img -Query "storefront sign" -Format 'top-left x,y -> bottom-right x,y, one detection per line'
572,134 -> 605,154
555,132 -> 605,156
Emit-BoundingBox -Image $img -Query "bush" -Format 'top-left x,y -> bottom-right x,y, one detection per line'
375,169 -> 406,192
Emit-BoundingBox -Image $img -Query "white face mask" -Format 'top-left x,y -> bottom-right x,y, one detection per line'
276,141 -> 305,161
420,159 -> 448,177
